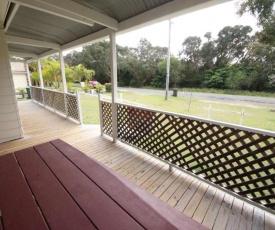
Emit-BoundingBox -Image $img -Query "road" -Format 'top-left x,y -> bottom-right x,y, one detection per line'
118,87 -> 275,105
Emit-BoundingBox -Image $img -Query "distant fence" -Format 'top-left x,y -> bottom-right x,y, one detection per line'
100,100 -> 275,214
30,86 -> 82,124
203,104 -> 252,125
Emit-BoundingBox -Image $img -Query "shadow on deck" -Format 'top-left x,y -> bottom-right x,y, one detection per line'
0,101 -> 274,230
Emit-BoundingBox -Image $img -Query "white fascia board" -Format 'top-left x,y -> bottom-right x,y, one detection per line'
9,51 -> 38,58
35,0 -> 118,30
0,0 -> 10,23
118,0 -> 232,34
4,4 -> 19,32
37,0 -> 231,58
6,35 -> 61,50
35,28 -> 110,59
61,28 -> 110,51
10,0 -> 94,27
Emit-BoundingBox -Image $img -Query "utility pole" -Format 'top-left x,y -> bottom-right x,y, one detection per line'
165,19 -> 172,100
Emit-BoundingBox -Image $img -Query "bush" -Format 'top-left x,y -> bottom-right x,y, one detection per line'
96,83 -> 103,93
105,83 -> 112,93
17,87 -> 26,98
67,82 -> 73,91
82,81 -> 90,93
105,83 -> 112,92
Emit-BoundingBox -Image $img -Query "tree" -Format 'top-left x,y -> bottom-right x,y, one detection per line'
30,71 -> 40,86
200,32 -> 217,70
179,36 -> 202,65
215,25 -> 253,66
42,60 -> 62,89
237,0 -> 275,45
155,57 -> 182,87
73,64 -> 85,82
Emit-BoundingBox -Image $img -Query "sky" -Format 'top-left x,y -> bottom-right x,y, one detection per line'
116,0 -> 259,56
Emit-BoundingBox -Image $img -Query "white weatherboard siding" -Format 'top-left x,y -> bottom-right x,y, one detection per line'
13,73 -> 28,90
10,62 -> 28,90
0,29 -> 23,143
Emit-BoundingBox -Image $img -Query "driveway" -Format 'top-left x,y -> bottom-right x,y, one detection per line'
118,87 -> 275,105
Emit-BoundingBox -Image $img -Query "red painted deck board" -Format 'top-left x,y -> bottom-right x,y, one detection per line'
0,211 -> 3,230
34,142 -> 143,230
0,139 -> 208,230
0,154 -> 48,230
51,139 -> 208,230
14,147 -> 96,230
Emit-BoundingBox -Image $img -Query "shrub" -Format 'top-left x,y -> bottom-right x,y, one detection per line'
82,81 -> 90,93
96,83 -> 103,93
105,83 -> 112,92
67,82 -> 73,91
17,87 -> 26,98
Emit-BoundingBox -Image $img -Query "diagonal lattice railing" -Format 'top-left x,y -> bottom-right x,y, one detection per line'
100,101 -> 275,212
30,87 -> 82,124
30,86 -> 43,104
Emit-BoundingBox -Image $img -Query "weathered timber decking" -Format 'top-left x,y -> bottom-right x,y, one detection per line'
0,101 -> 274,230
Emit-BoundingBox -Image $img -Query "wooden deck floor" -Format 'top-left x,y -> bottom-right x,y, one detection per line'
1,101 -> 274,230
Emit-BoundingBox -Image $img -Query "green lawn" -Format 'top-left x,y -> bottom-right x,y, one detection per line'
81,91 -> 275,132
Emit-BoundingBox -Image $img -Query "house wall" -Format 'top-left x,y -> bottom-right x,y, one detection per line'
10,62 -> 28,90
0,29 -> 23,143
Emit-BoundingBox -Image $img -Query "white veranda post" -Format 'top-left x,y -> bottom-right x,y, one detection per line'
26,62 -> 32,86
165,19 -> 172,100
59,50 -> 69,117
59,50 -> 67,93
38,58 -> 44,88
110,30 -> 118,142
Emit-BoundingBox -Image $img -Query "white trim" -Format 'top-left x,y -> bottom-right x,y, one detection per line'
34,0 -> 118,30
115,101 -> 275,137
9,51 -> 38,58
0,0 -> 10,23
37,58 -> 44,88
4,3 -> 19,32
36,0 -> 231,58
27,29 -> 110,61
10,0 -> 95,27
59,50 -> 67,93
118,0 -> 231,33
76,90 -> 83,125
110,30 -> 118,142
25,62 -> 31,86
6,35 -> 60,50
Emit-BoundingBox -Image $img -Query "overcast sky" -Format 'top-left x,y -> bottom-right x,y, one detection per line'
116,0 -> 259,56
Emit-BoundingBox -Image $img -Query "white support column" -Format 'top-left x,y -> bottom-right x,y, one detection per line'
76,90 -> 83,125
59,50 -> 67,93
38,59 -> 44,88
37,58 -> 45,105
98,93 -> 103,135
26,62 -> 32,86
110,30 -> 118,142
59,50 -> 68,117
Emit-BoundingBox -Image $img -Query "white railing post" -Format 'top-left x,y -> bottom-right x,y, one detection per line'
76,90 -> 83,125
98,93 -> 103,135
110,30 -> 118,142
59,50 -> 68,118
38,59 -> 45,106
26,62 -> 32,86
26,62 -> 33,101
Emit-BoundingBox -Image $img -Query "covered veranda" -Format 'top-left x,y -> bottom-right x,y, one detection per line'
1,0 -> 275,229
1,101 -> 274,229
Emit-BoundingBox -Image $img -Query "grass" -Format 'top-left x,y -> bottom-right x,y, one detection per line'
81,94 -> 100,124
141,86 -> 275,98
81,90 -> 275,132
184,88 -> 275,98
